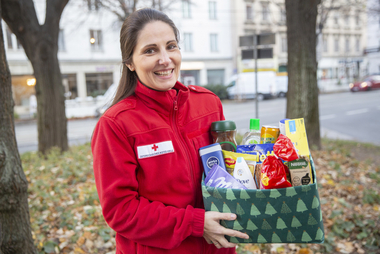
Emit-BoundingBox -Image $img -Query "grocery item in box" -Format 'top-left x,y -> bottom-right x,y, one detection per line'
222,150 -> 257,176
260,155 -> 292,189
273,134 -> 299,161
288,156 -> 313,186
233,157 -> 257,189
199,143 -> 226,176
204,164 -> 247,189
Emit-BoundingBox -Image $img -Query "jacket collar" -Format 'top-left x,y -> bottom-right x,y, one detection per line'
134,79 -> 190,115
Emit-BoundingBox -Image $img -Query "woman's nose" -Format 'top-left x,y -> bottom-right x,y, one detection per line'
158,50 -> 171,65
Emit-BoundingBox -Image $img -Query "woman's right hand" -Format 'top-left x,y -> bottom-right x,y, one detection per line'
203,211 -> 249,249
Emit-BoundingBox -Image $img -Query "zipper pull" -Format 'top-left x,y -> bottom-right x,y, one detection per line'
174,100 -> 178,110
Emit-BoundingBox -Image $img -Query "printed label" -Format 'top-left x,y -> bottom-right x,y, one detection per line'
206,156 -> 219,169
137,141 -> 174,159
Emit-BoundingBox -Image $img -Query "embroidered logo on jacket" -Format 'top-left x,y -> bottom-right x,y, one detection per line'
137,141 -> 174,159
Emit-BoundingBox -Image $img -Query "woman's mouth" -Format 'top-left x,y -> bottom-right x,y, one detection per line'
154,69 -> 174,76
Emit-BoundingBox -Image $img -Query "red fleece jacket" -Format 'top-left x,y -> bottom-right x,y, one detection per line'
92,80 -> 236,254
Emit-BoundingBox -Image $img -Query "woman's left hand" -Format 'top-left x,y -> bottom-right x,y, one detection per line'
203,211 -> 249,249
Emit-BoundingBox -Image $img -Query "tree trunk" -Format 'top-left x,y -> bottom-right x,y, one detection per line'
285,0 -> 322,150
1,0 -> 69,154
0,2 -> 37,253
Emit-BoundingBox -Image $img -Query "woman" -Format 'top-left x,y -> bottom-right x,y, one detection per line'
91,8 -> 249,254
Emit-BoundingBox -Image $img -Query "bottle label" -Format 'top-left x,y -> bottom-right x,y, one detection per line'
206,156 -> 219,169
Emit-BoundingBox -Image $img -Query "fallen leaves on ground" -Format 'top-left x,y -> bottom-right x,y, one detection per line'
22,140 -> 380,254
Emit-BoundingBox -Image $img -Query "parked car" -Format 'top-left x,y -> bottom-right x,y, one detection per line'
226,71 -> 277,100
349,75 -> 380,92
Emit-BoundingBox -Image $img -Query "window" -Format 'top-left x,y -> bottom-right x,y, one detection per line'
334,37 -> 339,52
345,37 -> 350,52
323,36 -> 328,52
209,1 -> 217,20
344,15 -> 349,26
210,34 -> 218,52
246,5 -> 253,20
207,69 -> 225,85
281,37 -> 287,52
356,37 -> 360,52
355,12 -> 360,26
90,30 -> 102,51
87,0 -> 100,11
58,29 -> 65,51
182,0 -> 191,18
280,8 -> 286,22
184,33 -> 193,52
334,13 -> 339,25
6,26 -> 13,49
262,3 -> 269,21
86,73 -> 113,97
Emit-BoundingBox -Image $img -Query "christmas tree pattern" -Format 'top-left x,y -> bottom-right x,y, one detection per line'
281,201 -> 292,214
257,233 -> 267,243
256,190 -> 266,199
265,202 -> 277,216
287,230 -> 296,242
269,189 -> 281,199
271,232 -> 282,243
301,230 -> 312,242
226,189 -> 236,201
308,213 -> 318,226
291,216 -> 302,229
315,227 -> 324,241
296,198 -> 308,213
220,220 -> 228,228
212,188 -> 222,199
202,185 -> 211,198
276,217 -> 287,230
236,203 -> 245,216
312,195 -> 320,209
240,189 -> 250,201
261,219 -> 272,230
250,203 -> 261,217
301,184 -> 311,193
223,202 -> 231,213
210,202 -> 219,212
286,187 -> 297,197
247,219 -> 258,231
233,220 -> 244,230
244,235 -> 251,243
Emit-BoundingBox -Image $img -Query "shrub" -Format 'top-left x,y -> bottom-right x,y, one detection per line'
202,84 -> 229,100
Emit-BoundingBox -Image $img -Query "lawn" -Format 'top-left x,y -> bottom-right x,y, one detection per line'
22,139 -> 380,253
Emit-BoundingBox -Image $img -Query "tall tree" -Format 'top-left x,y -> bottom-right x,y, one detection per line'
1,0 -> 69,154
0,1 -> 36,252
285,0 -> 321,149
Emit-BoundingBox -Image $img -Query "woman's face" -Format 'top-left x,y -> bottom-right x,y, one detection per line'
129,21 -> 181,91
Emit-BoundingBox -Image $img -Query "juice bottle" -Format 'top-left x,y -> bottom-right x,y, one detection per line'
241,119 -> 261,145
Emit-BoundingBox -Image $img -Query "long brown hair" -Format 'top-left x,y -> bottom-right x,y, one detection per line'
111,8 -> 180,107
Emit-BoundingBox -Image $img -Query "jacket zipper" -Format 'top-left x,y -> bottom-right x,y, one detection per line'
172,97 -> 196,200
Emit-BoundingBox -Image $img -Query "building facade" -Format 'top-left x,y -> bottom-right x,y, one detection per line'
4,0 -> 234,117
365,0 -> 380,74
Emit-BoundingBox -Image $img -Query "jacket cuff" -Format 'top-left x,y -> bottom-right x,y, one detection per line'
191,208 -> 205,237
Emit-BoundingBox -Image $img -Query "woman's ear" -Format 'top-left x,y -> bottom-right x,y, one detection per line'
126,64 -> 135,72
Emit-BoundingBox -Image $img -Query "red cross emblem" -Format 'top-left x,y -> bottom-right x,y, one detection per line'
151,144 -> 159,151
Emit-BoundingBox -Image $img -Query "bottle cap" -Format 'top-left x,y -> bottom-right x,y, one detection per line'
249,118 -> 260,130
211,120 -> 236,131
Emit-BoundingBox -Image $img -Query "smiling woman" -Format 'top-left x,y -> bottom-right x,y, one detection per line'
91,8 -> 248,254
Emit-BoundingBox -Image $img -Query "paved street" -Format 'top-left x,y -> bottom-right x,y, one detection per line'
15,90 -> 380,153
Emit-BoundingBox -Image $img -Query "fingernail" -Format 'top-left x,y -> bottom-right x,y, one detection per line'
230,214 -> 236,219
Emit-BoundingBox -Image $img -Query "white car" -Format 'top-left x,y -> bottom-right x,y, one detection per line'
95,84 -> 117,117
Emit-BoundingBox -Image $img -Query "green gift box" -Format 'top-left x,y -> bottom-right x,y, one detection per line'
201,157 -> 324,244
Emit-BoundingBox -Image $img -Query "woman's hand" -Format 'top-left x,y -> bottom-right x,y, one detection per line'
203,211 -> 249,249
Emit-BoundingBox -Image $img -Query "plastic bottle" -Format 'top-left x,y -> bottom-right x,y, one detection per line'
241,119 -> 261,145
233,157 -> 257,189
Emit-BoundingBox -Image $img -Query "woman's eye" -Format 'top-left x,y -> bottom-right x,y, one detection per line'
168,44 -> 178,50
144,48 -> 155,54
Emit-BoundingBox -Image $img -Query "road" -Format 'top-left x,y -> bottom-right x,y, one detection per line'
15,90 -> 380,153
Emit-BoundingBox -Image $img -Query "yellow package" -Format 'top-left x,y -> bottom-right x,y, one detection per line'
222,150 -> 258,176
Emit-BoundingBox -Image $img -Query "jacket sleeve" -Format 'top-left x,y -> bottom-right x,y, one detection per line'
91,116 -> 205,249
